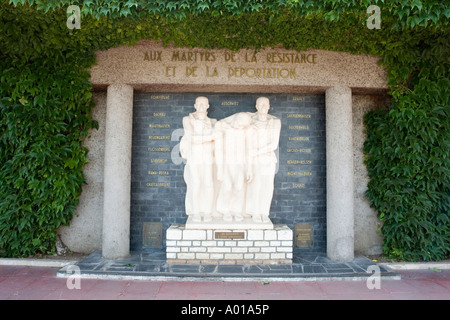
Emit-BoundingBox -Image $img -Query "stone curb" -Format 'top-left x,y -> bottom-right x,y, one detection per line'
2,257 -> 449,274
379,260 -> 450,271
0,258 -> 78,268
55,272 -> 402,282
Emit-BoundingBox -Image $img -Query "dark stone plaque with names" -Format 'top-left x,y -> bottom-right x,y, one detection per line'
131,93 -> 326,252
295,223 -> 314,249
142,222 -> 163,248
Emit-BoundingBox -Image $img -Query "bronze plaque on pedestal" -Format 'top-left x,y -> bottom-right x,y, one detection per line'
215,232 -> 245,240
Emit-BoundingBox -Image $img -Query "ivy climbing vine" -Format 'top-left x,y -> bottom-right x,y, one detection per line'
0,0 -> 448,260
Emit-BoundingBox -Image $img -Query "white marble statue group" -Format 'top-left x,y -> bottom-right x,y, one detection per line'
180,96 -> 281,224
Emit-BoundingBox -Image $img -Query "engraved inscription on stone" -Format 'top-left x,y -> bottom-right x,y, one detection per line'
295,224 -> 313,249
143,222 -> 163,248
214,232 -> 245,240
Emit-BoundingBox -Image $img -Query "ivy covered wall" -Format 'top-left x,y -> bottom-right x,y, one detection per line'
0,0 -> 448,260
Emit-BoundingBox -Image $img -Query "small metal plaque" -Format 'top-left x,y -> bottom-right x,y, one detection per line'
295,224 -> 313,248
214,232 -> 245,240
143,222 -> 163,248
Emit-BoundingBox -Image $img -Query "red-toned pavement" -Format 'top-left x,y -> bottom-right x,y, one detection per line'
0,265 -> 449,300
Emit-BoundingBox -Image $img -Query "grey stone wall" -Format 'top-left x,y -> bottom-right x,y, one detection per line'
352,94 -> 390,255
59,92 -> 106,253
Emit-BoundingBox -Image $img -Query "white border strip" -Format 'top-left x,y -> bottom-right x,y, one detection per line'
55,271 -> 401,282
380,261 -> 450,271
0,258 -> 78,268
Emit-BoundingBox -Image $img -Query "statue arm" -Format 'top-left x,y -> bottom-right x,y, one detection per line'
198,119 -> 217,143
214,124 -> 224,181
180,117 -> 192,160
185,116 -> 216,144
246,128 -> 254,183
253,119 -> 281,156
182,116 -> 194,136
192,134 -> 215,144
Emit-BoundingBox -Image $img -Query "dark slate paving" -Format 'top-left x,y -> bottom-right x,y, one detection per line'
58,249 -> 400,280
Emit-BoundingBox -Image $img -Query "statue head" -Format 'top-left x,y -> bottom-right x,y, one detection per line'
256,97 -> 270,114
233,112 -> 252,129
194,96 -> 210,116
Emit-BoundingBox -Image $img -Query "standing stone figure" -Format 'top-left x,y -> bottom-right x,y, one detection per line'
215,112 -> 254,222
181,96 -> 281,225
246,97 -> 281,223
180,97 -> 217,223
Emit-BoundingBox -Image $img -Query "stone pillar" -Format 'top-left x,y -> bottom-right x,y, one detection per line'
325,86 -> 354,262
102,84 -> 134,259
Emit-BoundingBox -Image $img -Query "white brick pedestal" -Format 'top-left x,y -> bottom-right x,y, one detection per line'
166,224 -> 293,265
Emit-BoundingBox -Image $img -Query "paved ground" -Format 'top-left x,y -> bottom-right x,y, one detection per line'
0,265 -> 449,300
62,250 -> 400,280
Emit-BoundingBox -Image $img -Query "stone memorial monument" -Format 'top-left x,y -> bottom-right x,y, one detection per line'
167,96 -> 293,264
